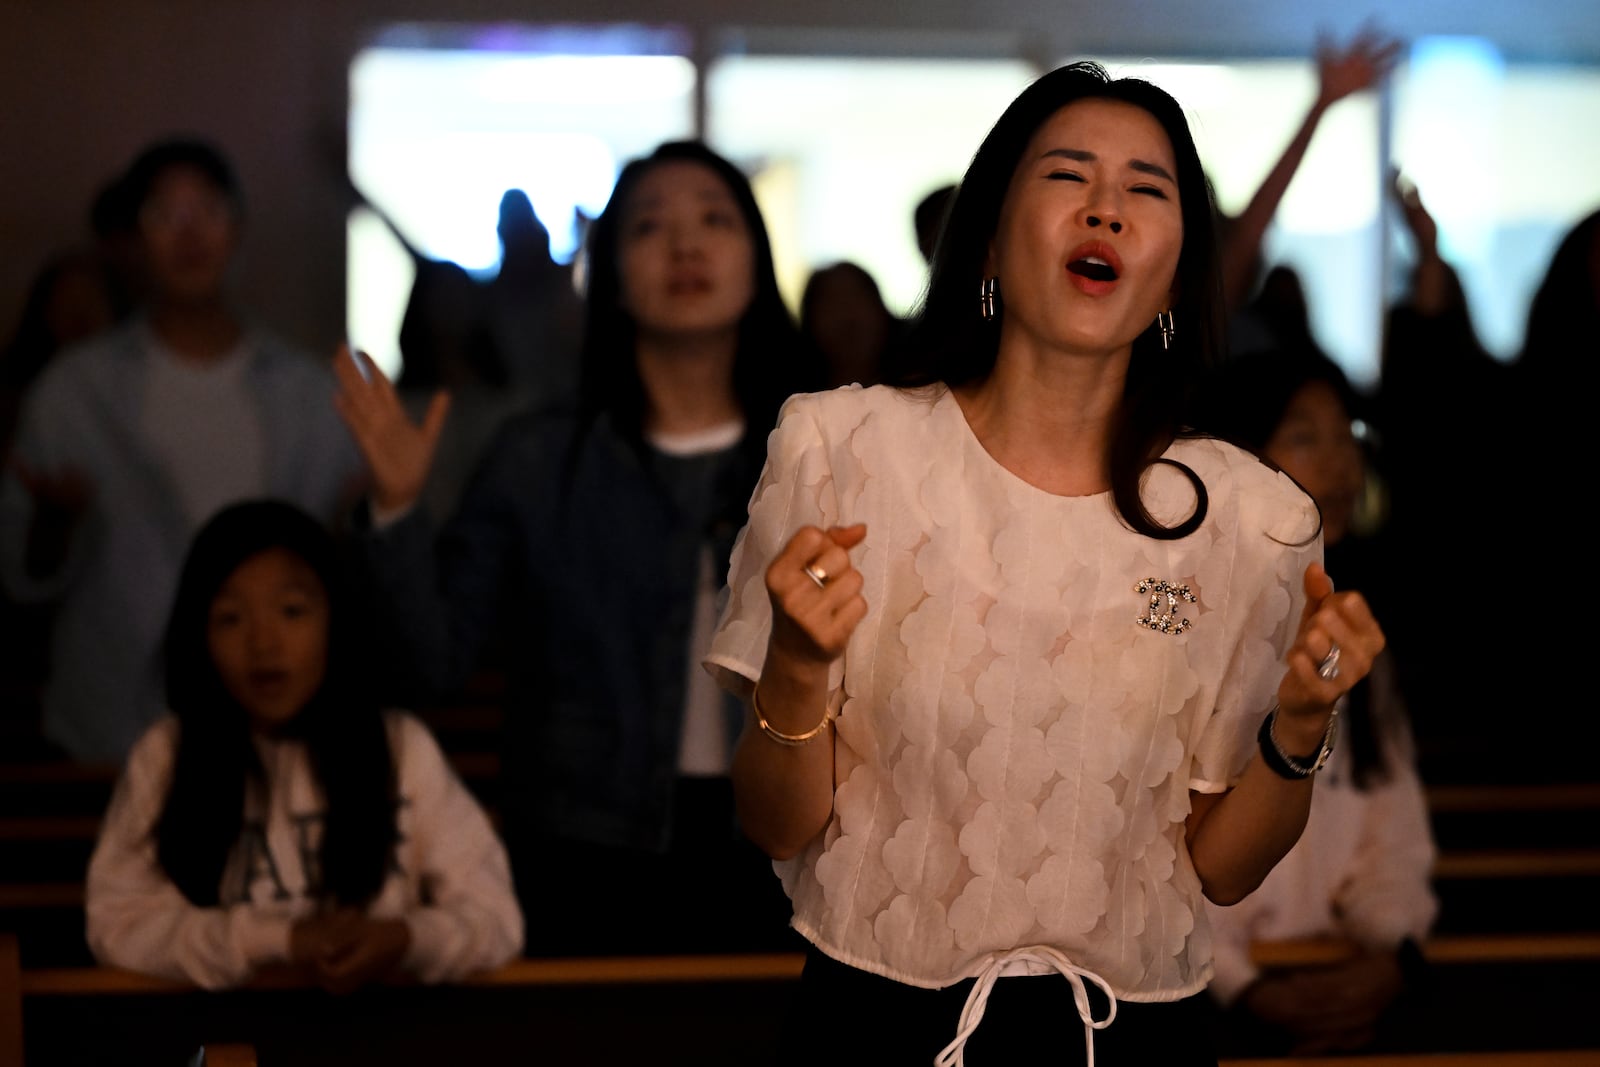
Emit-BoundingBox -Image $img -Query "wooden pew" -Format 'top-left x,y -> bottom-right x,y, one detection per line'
18,932 -> 1594,996
1249,932 -> 1600,969
1433,850 -> 1600,879
14,951 -> 802,1067
1,933 -> 21,1067
1425,783 -> 1600,814
8,936 -> 1600,1066
1220,1054 -> 1600,1066
19,951 -> 808,996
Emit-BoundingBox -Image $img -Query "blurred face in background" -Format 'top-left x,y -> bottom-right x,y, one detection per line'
617,160 -> 755,346
207,548 -> 330,733
1264,380 -> 1365,546
804,265 -> 894,387
138,165 -> 239,307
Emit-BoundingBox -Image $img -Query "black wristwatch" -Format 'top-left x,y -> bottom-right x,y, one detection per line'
1257,704 -> 1339,780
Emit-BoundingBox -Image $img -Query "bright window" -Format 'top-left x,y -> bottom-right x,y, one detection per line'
346,25 -> 694,377
706,55 -> 1039,318
1391,40 -> 1600,359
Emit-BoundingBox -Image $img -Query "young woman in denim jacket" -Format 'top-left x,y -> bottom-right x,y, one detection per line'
335,141 -> 821,957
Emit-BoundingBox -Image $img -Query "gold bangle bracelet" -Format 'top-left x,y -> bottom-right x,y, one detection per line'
751,685 -> 834,747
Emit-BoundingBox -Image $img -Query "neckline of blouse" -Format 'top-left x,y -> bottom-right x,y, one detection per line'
935,385 -> 1115,505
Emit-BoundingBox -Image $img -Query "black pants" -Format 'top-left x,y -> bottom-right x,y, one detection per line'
776,945 -> 1219,1067
508,776 -> 800,958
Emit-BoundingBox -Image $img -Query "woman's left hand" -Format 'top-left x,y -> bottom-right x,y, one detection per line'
1277,562 -> 1385,734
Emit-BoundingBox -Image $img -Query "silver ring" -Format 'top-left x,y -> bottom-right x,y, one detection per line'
804,564 -> 829,590
1318,643 -> 1341,681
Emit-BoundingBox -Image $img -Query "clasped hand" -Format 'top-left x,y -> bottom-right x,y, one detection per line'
289,907 -> 411,995
1242,950 -> 1405,1055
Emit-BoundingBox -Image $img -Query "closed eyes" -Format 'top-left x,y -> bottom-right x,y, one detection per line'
1043,171 -> 1169,199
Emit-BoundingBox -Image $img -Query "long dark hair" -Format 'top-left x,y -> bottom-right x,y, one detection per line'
564,141 -> 819,562
889,61 -> 1224,539
575,140 -> 818,451
154,500 -> 397,907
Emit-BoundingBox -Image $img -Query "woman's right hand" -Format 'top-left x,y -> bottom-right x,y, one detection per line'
739,523 -> 868,858
764,523 -> 868,669
332,344 -> 450,514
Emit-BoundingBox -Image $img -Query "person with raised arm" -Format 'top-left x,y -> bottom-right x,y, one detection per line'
1220,26 -> 1402,318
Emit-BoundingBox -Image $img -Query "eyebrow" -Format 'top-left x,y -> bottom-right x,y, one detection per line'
1042,148 -> 1176,185
626,190 -> 734,218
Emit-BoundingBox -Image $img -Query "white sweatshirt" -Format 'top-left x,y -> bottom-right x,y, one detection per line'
1204,655 -> 1438,1005
86,711 -> 524,990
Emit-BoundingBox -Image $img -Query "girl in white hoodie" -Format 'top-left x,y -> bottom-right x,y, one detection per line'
86,499 -> 523,991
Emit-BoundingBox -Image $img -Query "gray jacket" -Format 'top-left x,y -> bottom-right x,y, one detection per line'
0,321 -> 362,762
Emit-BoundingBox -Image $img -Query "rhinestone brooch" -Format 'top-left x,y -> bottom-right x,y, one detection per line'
1135,577 -> 1196,635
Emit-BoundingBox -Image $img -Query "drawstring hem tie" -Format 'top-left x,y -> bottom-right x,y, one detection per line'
932,946 -> 1117,1067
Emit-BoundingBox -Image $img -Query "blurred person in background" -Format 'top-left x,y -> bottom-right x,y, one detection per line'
799,260 -> 903,389
0,137 -> 361,764
1198,348 -> 1436,1057
336,141 -> 821,958
86,500 -> 521,990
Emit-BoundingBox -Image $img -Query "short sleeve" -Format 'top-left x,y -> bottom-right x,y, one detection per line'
704,394 -> 836,697
1189,471 -> 1321,793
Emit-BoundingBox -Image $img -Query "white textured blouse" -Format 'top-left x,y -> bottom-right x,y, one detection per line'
707,384 -> 1319,1002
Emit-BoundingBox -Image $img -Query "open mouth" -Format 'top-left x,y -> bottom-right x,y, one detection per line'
1067,256 -> 1119,283
1065,241 -> 1124,287
248,669 -> 290,691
